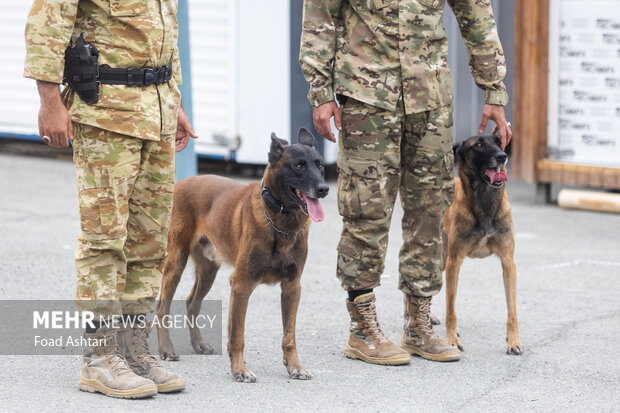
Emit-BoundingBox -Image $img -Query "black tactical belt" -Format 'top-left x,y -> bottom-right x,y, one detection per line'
98,65 -> 173,87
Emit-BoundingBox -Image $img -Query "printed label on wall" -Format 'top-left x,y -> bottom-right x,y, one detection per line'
551,0 -> 620,167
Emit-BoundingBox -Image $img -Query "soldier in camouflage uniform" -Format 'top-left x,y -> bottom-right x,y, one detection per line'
24,0 -> 195,398
300,0 -> 513,365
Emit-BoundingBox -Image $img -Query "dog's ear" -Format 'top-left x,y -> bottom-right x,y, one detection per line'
297,127 -> 317,149
269,133 -> 289,164
455,141 -> 465,162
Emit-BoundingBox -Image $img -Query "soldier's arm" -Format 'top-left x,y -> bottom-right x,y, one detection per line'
23,0 -> 80,83
36,80 -> 73,148
448,0 -> 512,148
299,0 -> 342,142
172,47 -> 183,86
447,0 -> 508,106
24,0 -> 79,148
299,0 -> 342,107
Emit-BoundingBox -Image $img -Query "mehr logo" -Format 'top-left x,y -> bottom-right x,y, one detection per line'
33,311 -> 217,329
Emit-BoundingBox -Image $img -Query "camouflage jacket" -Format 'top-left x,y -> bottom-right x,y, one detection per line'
299,0 -> 509,114
23,0 -> 182,141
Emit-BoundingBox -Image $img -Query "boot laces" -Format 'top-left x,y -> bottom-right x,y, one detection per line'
99,332 -> 133,376
357,301 -> 389,344
130,324 -> 161,368
413,298 -> 440,340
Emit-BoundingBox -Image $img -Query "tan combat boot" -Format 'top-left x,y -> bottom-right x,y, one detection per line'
78,328 -> 158,399
119,323 -> 186,393
344,292 -> 411,365
401,295 -> 461,362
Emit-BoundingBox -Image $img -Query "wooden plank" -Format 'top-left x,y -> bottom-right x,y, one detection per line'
513,0 -> 549,183
536,159 -> 620,190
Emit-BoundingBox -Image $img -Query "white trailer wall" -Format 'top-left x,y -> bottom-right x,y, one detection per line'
189,0 -> 290,164
0,1 -> 40,139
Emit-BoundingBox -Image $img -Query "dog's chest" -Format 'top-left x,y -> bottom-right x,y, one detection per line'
460,226 -> 498,259
246,245 -> 303,284
467,234 -> 494,258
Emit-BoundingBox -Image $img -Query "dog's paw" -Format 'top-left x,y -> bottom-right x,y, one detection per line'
446,335 -> 463,351
159,349 -> 180,361
287,367 -> 312,380
232,369 -> 257,383
506,339 -> 523,355
192,340 -> 215,355
429,313 -> 441,326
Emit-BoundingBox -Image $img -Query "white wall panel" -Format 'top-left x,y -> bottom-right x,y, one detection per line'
236,0 -> 290,164
189,0 -> 238,159
0,1 -> 40,137
189,0 -> 290,164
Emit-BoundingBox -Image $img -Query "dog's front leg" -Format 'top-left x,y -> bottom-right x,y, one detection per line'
280,279 -> 311,380
228,276 -> 258,382
445,254 -> 464,350
500,253 -> 523,355
157,248 -> 189,361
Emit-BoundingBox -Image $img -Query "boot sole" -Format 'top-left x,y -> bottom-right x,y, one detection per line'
400,342 -> 461,362
344,345 -> 411,366
78,375 -> 158,399
157,378 -> 186,393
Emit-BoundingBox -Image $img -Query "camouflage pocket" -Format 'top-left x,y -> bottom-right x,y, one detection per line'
407,147 -> 443,190
109,0 -> 148,17
471,54 -> 498,83
441,151 -> 455,209
372,0 -> 394,9
78,187 -> 122,241
351,0 -> 394,12
418,0 -> 445,9
337,153 -> 383,220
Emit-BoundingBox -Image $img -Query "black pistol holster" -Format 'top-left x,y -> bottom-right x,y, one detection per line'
63,33 -> 100,103
64,33 -> 174,104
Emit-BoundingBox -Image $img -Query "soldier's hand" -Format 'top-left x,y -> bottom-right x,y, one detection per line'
478,104 -> 512,150
175,105 -> 198,152
36,81 -> 72,148
312,101 -> 341,143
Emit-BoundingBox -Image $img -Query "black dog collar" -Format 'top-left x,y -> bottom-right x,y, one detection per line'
261,186 -> 285,214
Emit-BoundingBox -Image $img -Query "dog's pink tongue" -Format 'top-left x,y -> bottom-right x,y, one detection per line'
301,194 -> 325,222
486,168 -> 508,185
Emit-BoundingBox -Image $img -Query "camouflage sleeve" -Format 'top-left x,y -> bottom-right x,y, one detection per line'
172,47 -> 183,85
299,0 -> 342,107
23,0 -> 79,84
447,0 -> 509,106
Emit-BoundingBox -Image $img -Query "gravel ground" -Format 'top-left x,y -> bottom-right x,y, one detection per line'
1,152 -> 619,412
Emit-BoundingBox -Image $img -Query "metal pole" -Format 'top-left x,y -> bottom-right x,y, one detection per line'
175,0 -> 198,181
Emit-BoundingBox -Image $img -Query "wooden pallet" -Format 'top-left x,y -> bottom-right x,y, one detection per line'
537,159 -> 620,190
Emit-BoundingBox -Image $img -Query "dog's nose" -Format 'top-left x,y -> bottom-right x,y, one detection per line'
316,184 -> 329,198
496,152 -> 507,164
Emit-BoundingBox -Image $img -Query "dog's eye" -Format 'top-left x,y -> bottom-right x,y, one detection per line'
295,163 -> 305,171
475,141 -> 483,147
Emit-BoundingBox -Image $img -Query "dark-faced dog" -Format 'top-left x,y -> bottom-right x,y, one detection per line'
156,128 -> 328,382
444,134 -> 523,355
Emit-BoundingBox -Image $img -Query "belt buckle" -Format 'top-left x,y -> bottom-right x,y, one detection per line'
143,68 -> 156,86
157,67 -> 165,84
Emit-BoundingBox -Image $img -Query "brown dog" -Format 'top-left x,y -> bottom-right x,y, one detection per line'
156,128 -> 328,382
444,134 -> 523,355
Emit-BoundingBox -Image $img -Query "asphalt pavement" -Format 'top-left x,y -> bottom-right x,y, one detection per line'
1,151 -> 619,412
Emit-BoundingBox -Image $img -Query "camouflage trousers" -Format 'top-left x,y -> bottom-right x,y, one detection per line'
72,123 -> 175,316
336,98 -> 454,297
